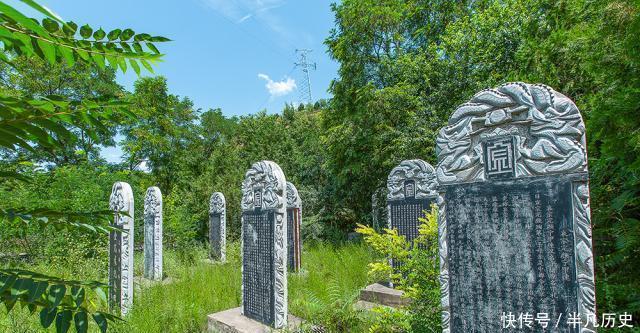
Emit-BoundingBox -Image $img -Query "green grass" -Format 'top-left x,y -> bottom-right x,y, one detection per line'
0,242 -> 374,333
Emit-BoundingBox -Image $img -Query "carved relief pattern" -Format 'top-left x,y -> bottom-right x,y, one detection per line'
436,194 -> 450,333
209,192 -> 227,262
574,183 -> 596,333
436,82 -> 587,184
387,159 -> 438,200
286,182 -> 301,208
240,161 -> 287,328
144,187 -> 162,281
108,182 -> 134,316
435,82 -> 595,332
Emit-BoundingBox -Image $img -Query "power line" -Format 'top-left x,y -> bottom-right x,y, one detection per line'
294,49 -> 316,105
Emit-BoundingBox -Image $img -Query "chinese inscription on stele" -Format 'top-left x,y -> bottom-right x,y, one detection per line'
109,181 -> 134,316
435,83 -> 596,333
240,161 -> 288,329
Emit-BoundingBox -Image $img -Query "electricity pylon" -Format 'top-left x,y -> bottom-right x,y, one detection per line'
294,49 -> 316,105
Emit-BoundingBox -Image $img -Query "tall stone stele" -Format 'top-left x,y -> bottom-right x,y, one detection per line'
108,182 -> 134,316
241,161 -> 288,328
209,192 -> 226,262
386,159 -> 438,271
436,83 -> 596,332
286,182 -> 302,272
143,186 -> 163,281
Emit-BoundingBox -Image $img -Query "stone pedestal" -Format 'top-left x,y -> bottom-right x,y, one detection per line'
358,283 -> 410,308
207,307 -> 303,333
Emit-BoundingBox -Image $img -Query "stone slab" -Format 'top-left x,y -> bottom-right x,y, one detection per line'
358,283 -> 410,307
207,307 -> 303,333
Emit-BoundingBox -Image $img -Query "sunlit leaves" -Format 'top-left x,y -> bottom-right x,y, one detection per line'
0,2 -> 169,74
0,269 -> 120,333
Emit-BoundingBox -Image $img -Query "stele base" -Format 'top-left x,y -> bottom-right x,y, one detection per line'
357,283 -> 411,308
207,307 -> 303,333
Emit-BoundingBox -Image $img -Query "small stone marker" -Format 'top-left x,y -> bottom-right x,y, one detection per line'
108,181 -> 134,316
143,186 -> 163,281
286,182 -> 302,272
241,161 -> 288,328
209,192 -> 226,262
387,159 -> 438,262
436,83 -> 596,332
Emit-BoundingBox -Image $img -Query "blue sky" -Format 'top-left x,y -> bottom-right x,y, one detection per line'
11,0 -> 339,163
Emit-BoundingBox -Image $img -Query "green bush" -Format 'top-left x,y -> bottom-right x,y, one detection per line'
356,205 -> 441,332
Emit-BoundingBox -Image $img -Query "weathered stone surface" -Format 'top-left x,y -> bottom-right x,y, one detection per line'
386,159 -> 438,284
108,181 -> 134,316
207,307 -> 302,333
209,192 -> 226,262
359,283 -> 410,307
240,161 -> 288,329
143,186 -> 162,281
436,83 -> 596,333
286,182 -> 302,272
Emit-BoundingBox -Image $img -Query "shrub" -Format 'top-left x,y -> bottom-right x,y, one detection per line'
356,204 -> 441,332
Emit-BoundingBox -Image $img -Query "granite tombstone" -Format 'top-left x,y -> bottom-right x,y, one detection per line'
286,182 -> 302,272
209,192 -> 226,262
387,159 -> 438,255
436,83 -> 596,332
241,161 -> 288,328
143,186 -> 163,281
108,182 -> 134,315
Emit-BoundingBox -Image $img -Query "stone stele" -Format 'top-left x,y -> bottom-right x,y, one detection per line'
435,82 -> 596,333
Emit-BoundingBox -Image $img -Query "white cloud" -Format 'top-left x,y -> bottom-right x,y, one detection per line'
201,0 -> 295,45
258,73 -> 296,97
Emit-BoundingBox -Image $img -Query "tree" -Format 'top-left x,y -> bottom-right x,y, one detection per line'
120,76 -> 197,192
0,55 -> 124,165
0,0 -> 168,331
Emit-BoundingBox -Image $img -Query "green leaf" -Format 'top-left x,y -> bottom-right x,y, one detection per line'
93,28 -> 105,40
62,21 -> 77,36
40,307 -> 57,328
107,29 -> 121,41
0,274 -> 17,293
19,0 -> 65,24
120,28 -> 134,41
132,42 -> 143,53
42,18 -> 59,33
92,313 -> 108,333
146,42 -> 159,54
36,39 -> 56,65
79,24 -> 92,39
0,2 -> 49,36
58,46 -> 75,67
27,281 -> 47,302
93,287 -> 107,303
149,36 -> 171,42
74,311 -> 88,333
129,59 -> 140,75
47,284 -> 66,307
55,310 -> 72,333
140,59 -> 153,73
71,286 -> 85,308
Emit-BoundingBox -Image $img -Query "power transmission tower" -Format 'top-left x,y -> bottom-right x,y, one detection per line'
294,49 -> 316,105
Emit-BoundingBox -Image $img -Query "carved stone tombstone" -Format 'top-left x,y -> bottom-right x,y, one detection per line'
108,182 -> 134,316
209,192 -> 226,262
387,159 -> 438,252
240,161 -> 288,328
143,187 -> 163,281
286,182 -> 302,272
436,83 -> 595,332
